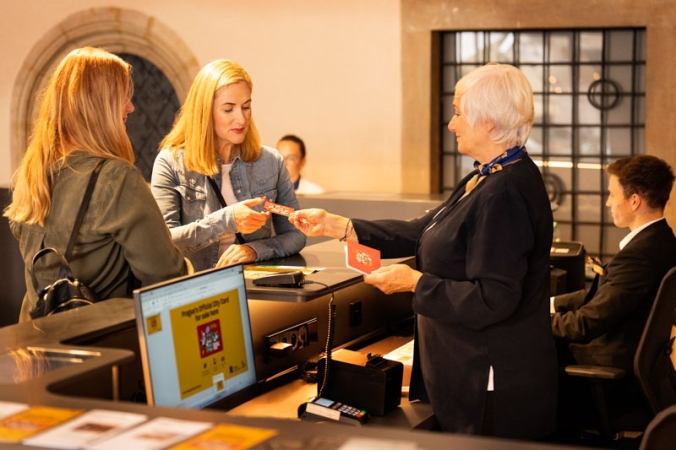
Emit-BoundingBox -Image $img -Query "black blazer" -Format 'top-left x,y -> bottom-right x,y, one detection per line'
552,219 -> 676,372
353,156 -> 557,439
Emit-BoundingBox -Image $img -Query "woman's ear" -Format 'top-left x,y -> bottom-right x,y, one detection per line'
482,121 -> 496,136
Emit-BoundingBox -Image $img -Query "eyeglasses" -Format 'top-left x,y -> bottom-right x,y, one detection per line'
284,156 -> 300,163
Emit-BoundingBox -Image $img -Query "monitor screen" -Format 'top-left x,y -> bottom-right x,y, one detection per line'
133,264 -> 257,409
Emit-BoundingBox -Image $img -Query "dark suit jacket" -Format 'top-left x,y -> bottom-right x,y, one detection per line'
551,219 -> 676,372
352,156 -> 558,439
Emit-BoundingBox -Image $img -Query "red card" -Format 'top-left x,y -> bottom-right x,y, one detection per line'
345,240 -> 381,274
263,201 -> 294,216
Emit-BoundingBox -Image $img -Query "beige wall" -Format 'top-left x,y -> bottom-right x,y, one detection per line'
401,0 -> 676,224
3,0 -> 675,222
0,0 -> 402,193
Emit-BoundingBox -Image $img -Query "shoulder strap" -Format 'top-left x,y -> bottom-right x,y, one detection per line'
65,159 -> 106,261
207,176 -> 227,208
207,176 -> 245,245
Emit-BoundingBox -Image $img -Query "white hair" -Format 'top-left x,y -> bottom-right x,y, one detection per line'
454,63 -> 534,147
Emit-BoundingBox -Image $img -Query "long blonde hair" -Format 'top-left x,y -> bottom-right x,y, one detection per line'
159,59 -> 262,175
4,47 -> 134,225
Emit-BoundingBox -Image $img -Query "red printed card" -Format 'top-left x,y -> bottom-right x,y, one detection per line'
345,240 -> 381,274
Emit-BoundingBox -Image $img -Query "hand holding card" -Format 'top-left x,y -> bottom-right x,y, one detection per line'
345,240 -> 381,274
264,201 -> 294,217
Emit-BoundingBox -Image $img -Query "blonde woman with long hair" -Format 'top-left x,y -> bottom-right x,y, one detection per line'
5,47 -> 187,322
152,59 -> 305,271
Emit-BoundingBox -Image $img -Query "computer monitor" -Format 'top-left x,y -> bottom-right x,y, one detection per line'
133,264 -> 257,410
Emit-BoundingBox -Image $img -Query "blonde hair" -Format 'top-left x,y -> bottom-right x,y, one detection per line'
454,63 -> 534,148
159,59 -> 262,175
4,47 -> 134,225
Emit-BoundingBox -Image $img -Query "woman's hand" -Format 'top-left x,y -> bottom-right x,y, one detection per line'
233,197 -> 269,234
216,244 -> 258,267
363,264 -> 423,294
288,208 -> 329,236
289,209 -> 353,240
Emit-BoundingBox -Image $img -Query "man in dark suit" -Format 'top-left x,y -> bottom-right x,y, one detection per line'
551,155 -> 676,428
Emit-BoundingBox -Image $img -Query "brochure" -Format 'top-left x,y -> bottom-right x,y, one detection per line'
86,417 -> 213,450
23,409 -> 147,449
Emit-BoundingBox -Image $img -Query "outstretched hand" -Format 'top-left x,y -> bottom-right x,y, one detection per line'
288,208 -> 329,236
233,197 -> 269,234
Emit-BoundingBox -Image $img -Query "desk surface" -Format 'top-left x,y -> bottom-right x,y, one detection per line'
245,239 -> 414,302
0,237 -> 593,450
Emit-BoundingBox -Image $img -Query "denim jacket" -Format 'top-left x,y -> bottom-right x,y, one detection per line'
151,146 -> 306,271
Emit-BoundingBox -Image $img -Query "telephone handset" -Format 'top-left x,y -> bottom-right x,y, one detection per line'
298,396 -> 369,426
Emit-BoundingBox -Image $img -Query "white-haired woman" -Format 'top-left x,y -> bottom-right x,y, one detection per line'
289,63 -> 557,439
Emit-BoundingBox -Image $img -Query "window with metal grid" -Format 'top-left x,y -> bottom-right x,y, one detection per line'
438,29 -> 646,259
119,53 -> 181,182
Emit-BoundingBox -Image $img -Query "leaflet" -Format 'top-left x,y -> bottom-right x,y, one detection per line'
86,417 -> 213,450
168,423 -> 277,450
0,405 -> 83,443
0,401 -> 29,420
23,409 -> 147,449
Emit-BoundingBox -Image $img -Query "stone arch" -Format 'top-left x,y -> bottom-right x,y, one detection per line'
10,7 -> 199,170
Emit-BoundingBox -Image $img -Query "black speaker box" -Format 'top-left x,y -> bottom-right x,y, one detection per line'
317,349 -> 403,416
550,266 -> 568,296
550,241 -> 586,294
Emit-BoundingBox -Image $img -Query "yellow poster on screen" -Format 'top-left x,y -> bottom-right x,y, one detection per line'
169,289 -> 249,400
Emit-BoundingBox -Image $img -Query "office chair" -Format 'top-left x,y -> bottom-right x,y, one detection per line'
561,266 -> 676,441
634,266 -> 676,414
639,404 -> 676,450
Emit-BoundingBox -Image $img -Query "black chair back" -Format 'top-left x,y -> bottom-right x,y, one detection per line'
639,404 -> 676,450
634,266 -> 676,414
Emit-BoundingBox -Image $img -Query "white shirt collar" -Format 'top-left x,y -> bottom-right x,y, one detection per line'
619,217 -> 664,250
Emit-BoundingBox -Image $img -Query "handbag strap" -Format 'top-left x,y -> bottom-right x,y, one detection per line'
29,159 -> 106,293
30,247 -> 73,294
207,176 -> 245,245
65,159 -> 106,261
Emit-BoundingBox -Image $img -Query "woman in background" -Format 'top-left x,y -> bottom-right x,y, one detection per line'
152,59 -> 305,272
5,47 -> 188,322
290,64 -> 558,439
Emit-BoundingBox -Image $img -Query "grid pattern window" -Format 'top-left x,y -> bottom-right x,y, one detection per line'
119,53 -> 181,182
439,29 -> 646,259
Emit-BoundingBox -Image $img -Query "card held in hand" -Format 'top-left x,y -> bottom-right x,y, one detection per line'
345,240 -> 381,274
263,201 -> 294,216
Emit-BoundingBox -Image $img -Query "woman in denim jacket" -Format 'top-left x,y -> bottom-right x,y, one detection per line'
152,59 -> 305,272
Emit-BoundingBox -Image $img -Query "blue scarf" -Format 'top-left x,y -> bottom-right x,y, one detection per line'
464,145 -> 526,194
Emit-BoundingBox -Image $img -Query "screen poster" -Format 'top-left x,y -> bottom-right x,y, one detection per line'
169,289 -> 249,400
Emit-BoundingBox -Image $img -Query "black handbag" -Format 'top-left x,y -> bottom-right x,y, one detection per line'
29,159 -> 105,318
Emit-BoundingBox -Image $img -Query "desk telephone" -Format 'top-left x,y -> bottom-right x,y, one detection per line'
297,282 -> 370,425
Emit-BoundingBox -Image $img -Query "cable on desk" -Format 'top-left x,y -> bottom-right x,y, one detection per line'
301,280 -> 335,399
